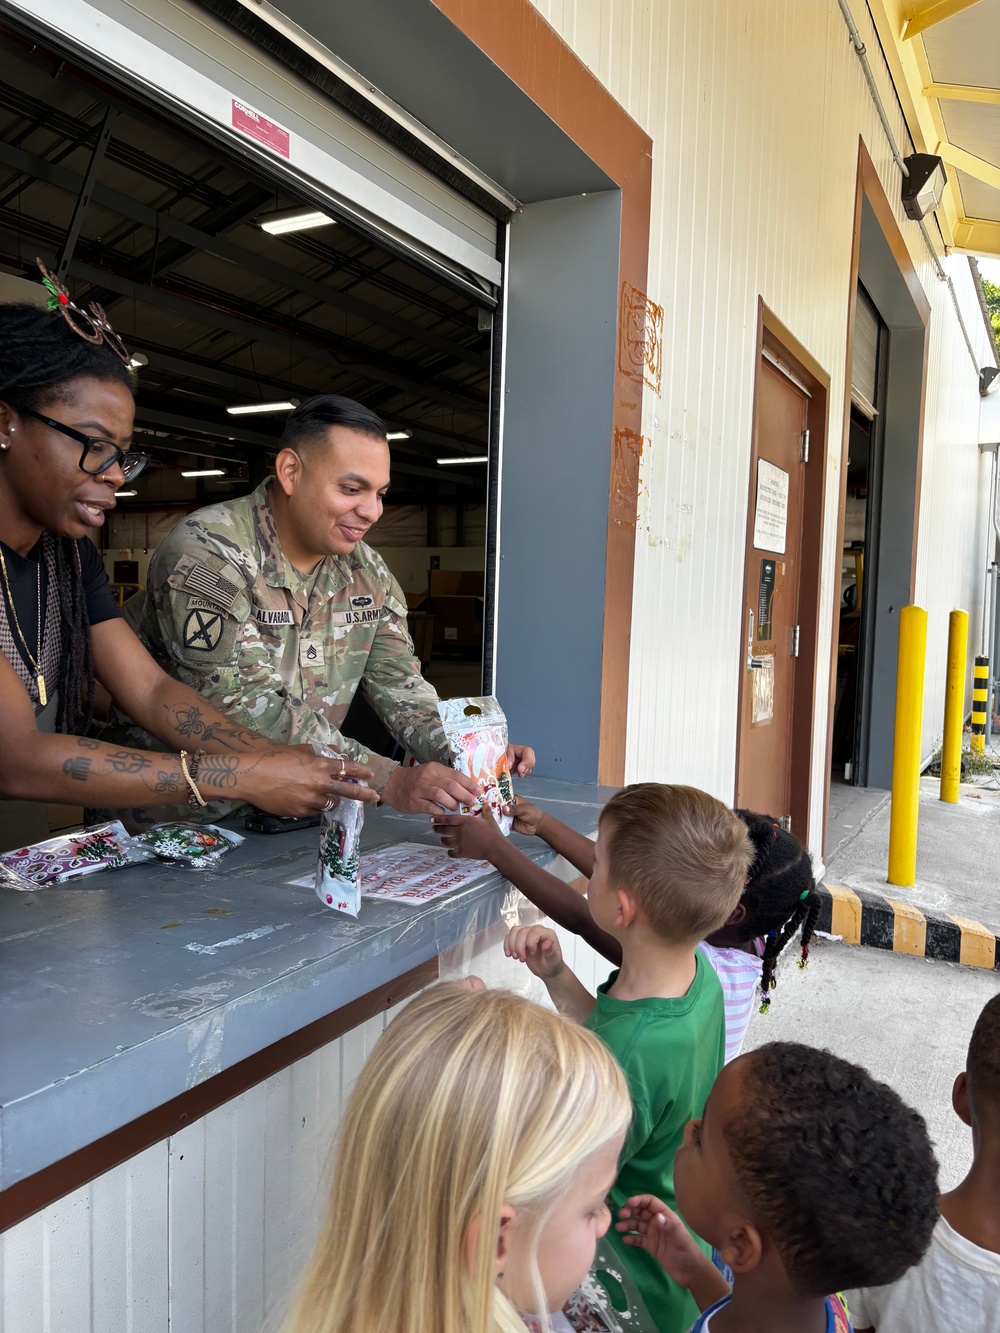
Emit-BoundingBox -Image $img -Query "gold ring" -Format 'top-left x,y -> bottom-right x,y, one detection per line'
322,795 -> 337,811
338,759 -> 346,779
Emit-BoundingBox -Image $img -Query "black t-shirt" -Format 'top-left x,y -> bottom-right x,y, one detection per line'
0,536 -> 119,671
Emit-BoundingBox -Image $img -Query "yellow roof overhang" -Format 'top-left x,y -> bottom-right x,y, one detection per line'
865,0 -> 1000,258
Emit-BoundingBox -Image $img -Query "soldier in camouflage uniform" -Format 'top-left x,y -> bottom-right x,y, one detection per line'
125,395 -> 534,818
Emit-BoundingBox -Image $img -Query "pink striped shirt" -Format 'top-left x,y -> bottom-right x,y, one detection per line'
697,941 -> 763,1063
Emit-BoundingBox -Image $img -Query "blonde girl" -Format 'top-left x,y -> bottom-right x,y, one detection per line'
285,982 -> 631,1333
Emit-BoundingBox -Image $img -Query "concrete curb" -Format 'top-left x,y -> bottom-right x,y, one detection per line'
817,883 -> 1000,971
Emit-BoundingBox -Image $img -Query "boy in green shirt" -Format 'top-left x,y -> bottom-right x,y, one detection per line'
505,784 -> 752,1333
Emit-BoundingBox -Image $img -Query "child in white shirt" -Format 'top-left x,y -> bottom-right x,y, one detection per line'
847,991 -> 1000,1331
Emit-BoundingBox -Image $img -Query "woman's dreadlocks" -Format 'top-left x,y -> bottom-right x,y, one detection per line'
1,303 -> 134,733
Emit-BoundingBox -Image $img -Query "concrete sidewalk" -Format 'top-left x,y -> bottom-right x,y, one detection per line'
744,938 -> 998,1189
822,775 -> 1000,963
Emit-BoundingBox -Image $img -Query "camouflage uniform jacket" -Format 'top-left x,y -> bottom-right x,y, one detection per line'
126,481 -> 449,790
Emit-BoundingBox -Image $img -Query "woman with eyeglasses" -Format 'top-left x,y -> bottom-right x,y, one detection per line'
0,296 -> 375,847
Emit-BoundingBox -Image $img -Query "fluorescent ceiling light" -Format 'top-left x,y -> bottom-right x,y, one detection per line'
437,455 -> 488,466
182,469 -> 226,478
115,490 -> 137,498
128,353 -> 148,369
257,207 -> 336,235
386,430 -> 412,441
226,400 -> 298,416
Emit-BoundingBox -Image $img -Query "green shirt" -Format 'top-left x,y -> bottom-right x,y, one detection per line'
585,955 -> 726,1333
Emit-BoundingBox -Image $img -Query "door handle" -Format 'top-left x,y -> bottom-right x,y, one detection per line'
747,609 -> 766,670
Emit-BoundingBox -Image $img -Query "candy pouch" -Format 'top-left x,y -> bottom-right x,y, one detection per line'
437,696 -> 514,835
0,821 -> 152,889
313,744 -> 366,916
134,822 -> 244,868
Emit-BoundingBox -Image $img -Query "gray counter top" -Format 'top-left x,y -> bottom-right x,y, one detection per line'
0,778 -> 612,1192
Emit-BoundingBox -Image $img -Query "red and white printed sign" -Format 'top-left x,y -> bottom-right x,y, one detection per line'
231,98 -> 290,158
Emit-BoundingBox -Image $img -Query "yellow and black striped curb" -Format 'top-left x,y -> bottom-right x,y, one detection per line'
818,883 -> 1000,970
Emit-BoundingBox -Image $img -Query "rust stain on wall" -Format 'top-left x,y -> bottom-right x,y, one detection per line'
618,282 -> 663,394
611,427 -> 644,527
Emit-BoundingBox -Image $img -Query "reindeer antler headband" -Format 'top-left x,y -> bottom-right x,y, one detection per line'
36,259 -> 132,367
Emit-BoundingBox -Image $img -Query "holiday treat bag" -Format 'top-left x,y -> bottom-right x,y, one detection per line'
313,744 -> 366,916
437,696 -> 514,836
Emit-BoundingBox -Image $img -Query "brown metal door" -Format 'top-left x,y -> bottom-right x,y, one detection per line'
735,360 -> 808,826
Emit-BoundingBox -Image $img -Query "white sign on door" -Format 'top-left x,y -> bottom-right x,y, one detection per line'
752,459 -> 789,554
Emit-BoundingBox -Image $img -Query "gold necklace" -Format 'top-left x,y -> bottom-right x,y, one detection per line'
0,544 -> 47,706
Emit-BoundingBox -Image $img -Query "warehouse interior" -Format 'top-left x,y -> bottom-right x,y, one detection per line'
0,23 -> 497,740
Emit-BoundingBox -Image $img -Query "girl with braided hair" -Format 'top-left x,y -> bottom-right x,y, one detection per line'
0,286 -> 375,849
433,803 -> 819,1062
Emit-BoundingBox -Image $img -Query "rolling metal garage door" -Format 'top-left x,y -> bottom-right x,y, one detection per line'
1,0 -> 502,297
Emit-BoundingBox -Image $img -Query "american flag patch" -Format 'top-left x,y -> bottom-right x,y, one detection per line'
183,564 -> 241,610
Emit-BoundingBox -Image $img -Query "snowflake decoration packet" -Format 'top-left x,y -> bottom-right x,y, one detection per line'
133,822 -> 244,868
437,695 -> 514,836
0,821 -> 153,889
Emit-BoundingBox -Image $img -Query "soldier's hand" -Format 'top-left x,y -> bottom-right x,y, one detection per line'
379,761 -> 481,816
240,750 -> 378,818
507,744 -> 535,778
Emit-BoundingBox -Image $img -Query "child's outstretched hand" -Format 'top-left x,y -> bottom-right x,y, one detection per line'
616,1197 -> 714,1289
504,924 -> 564,979
508,796 -> 545,838
432,802 -> 505,860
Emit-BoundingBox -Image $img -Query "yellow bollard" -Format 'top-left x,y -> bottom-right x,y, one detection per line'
940,609 -> 968,803
888,605 -> 927,887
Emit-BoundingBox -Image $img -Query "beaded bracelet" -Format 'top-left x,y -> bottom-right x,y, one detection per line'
179,749 -> 207,808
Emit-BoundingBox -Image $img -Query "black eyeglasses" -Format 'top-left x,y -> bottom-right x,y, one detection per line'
22,409 -> 148,483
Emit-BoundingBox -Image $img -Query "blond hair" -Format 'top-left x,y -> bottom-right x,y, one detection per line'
284,983 -> 631,1333
600,783 -> 752,944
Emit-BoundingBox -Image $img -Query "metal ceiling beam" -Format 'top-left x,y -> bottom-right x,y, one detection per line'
901,0 -> 985,39
133,404 -> 477,485
0,225 -> 486,414
54,107 -> 117,280
922,82 -> 1000,106
936,139 -> 1000,194
133,345 -> 486,453
0,86 -> 488,341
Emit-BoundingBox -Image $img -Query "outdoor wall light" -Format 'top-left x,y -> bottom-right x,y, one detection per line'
257,208 -> 336,235
901,154 -> 947,221
981,366 -> 1000,396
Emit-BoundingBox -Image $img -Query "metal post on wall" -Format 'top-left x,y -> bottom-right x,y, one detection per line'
888,605 -> 927,887
940,609 -> 968,804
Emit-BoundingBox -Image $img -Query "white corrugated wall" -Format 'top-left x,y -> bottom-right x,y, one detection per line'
0,925 -> 607,1333
530,0 -> 994,853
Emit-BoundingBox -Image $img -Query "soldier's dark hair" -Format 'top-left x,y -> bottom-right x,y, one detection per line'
730,811 -> 820,1013
727,1043 -> 939,1297
281,394 -> 387,452
967,992 -> 1000,1124
0,303 -> 135,733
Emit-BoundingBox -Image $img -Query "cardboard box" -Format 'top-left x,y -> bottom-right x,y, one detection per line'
426,570 -> 484,654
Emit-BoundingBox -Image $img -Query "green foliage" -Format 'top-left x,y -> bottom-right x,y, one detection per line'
984,278 -> 1000,358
